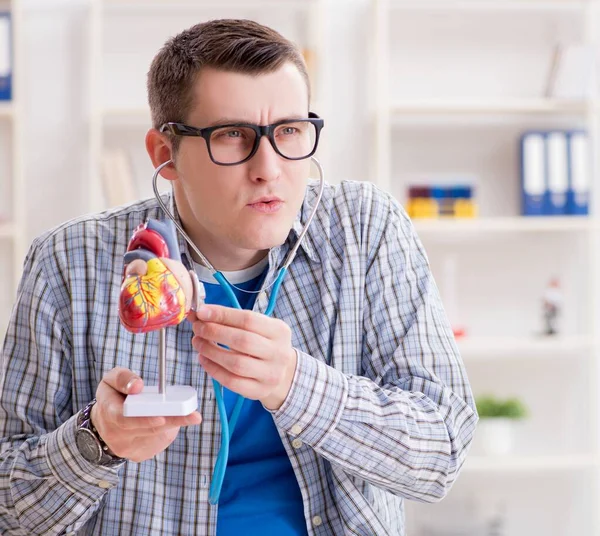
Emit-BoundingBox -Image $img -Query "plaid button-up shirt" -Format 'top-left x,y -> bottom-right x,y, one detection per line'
0,179 -> 477,535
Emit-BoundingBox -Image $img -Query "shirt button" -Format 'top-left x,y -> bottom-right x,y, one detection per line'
292,438 -> 303,449
312,515 -> 323,527
291,424 -> 302,435
98,480 -> 112,489
259,291 -> 267,301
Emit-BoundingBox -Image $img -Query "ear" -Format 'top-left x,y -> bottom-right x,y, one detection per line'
145,128 -> 178,181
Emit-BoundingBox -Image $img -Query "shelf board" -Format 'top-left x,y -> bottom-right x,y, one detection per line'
457,335 -> 592,359
0,101 -> 14,119
412,216 -> 595,234
0,222 -> 15,239
390,99 -> 594,117
463,455 -> 598,473
389,1 -> 588,12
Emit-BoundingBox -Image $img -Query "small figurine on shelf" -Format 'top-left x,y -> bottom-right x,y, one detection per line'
542,277 -> 562,335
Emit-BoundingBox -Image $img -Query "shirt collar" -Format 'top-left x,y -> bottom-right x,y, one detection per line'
285,178 -> 322,264
288,209 -> 319,263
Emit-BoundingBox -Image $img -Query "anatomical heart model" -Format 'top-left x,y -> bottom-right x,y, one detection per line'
119,218 -> 204,416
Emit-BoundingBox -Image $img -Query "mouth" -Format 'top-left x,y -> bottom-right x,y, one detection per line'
247,196 -> 284,214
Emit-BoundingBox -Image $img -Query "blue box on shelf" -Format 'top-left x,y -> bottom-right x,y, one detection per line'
0,13 -> 12,101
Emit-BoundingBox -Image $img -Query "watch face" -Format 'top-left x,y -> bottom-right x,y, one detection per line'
76,428 -> 102,463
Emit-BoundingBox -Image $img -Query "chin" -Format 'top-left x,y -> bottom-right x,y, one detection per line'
241,223 -> 291,251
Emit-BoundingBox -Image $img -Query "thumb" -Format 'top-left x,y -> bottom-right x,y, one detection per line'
102,366 -> 144,395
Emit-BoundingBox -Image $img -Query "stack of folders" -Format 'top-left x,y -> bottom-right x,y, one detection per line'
0,13 -> 11,101
520,130 -> 590,216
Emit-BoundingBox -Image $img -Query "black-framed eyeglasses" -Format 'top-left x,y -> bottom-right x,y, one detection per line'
160,112 -> 324,166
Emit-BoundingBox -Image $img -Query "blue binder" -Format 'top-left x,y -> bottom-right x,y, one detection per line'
520,132 -> 547,216
566,130 -> 590,215
545,131 -> 569,215
0,13 -> 11,101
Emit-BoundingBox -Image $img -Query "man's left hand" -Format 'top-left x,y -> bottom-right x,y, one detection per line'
188,304 -> 297,411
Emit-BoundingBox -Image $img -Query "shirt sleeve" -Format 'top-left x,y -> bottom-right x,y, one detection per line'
0,240 -> 122,535
272,189 -> 478,503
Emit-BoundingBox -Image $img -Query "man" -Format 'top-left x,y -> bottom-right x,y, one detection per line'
0,19 -> 477,535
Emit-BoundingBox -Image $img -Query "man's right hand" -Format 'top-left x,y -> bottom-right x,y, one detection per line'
90,367 -> 202,463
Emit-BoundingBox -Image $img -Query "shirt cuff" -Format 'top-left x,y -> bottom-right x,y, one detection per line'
271,348 -> 348,448
45,413 -> 123,502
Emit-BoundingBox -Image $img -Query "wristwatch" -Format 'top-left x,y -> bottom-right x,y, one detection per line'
75,398 -> 125,467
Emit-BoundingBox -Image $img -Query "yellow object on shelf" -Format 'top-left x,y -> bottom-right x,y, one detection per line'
454,199 -> 478,218
407,198 -> 439,219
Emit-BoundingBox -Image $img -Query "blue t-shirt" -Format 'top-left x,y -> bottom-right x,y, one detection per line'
195,259 -> 307,536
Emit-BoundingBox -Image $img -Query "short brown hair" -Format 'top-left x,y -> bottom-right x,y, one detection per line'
147,19 -> 311,151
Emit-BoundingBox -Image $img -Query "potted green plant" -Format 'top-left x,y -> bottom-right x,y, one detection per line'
474,395 -> 528,456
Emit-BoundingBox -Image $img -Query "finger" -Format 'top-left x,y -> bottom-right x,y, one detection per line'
95,380 -> 163,430
101,366 -> 144,395
192,321 -> 272,358
194,305 -> 282,339
199,354 -> 263,399
194,337 -> 269,380
124,259 -> 148,277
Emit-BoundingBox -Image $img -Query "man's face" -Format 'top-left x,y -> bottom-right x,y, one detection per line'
170,63 -> 312,269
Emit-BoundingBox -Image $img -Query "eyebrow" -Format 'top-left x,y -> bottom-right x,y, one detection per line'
204,114 -> 309,127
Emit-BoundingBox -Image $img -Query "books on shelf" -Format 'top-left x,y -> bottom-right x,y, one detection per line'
520,130 -> 590,216
101,148 -> 137,208
0,13 -> 11,101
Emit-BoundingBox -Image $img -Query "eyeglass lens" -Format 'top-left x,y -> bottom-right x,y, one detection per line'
209,121 -> 317,164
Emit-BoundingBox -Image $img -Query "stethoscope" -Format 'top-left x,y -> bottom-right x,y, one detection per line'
151,156 -> 325,505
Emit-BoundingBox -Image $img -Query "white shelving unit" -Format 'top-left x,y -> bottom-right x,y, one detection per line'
457,334 -> 593,360
463,454 -> 599,473
0,0 -> 24,340
0,100 -> 12,116
87,0 -> 326,213
387,1 -> 589,10
390,98 -> 597,116
372,0 -> 600,534
413,215 -> 597,235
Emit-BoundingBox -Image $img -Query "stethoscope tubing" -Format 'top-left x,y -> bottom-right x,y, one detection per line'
151,156 -> 325,504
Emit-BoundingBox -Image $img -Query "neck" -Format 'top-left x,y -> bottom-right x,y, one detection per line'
191,245 -> 269,272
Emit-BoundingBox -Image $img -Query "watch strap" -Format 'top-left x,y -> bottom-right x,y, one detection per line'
77,398 -> 125,467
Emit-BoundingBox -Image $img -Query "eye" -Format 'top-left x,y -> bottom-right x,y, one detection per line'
278,126 -> 299,136
213,128 -> 246,140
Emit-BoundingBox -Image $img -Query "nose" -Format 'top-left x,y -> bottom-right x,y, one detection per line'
247,135 -> 282,183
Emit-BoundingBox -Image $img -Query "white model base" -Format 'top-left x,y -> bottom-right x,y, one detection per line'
123,385 -> 198,417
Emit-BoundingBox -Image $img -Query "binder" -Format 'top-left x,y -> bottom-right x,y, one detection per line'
0,13 -> 11,101
566,131 -> 590,215
520,132 -> 547,216
545,131 -> 569,215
